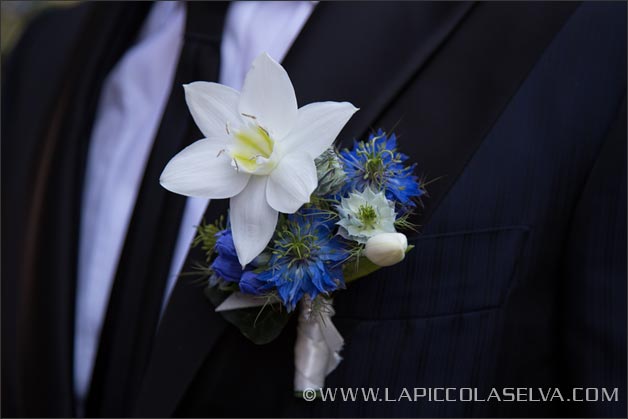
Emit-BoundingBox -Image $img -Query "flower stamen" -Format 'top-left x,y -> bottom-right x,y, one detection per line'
229,125 -> 276,174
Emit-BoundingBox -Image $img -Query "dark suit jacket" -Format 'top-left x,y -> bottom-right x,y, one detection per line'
2,2 -> 625,417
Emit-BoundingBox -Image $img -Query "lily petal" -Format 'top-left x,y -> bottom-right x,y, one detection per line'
266,152 -> 317,213
230,176 -> 279,266
238,53 -> 298,139
184,82 -> 241,138
281,101 -> 358,159
160,137 -> 250,198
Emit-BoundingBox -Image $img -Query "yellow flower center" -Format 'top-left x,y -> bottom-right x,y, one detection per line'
229,125 -> 276,174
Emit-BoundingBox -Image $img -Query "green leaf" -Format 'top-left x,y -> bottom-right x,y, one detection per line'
204,285 -> 290,345
343,244 -> 414,284
192,216 -> 225,262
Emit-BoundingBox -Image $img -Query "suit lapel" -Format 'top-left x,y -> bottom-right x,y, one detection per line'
134,2 -> 475,416
367,1 -> 581,228
283,1 -> 475,144
285,1 -> 579,230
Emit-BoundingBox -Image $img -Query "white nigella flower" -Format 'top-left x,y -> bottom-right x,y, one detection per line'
336,186 -> 396,243
160,53 -> 358,266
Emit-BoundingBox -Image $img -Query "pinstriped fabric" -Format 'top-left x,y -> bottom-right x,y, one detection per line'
170,3 -> 627,417
333,228 -> 529,320
283,3 -> 626,417
559,96 -> 626,418
163,3 -> 627,417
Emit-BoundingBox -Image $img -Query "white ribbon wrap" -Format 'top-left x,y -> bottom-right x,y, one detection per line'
216,292 -> 344,392
293,296 -> 344,392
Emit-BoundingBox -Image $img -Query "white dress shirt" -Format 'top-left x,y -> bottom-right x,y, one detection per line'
74,0 -> 315,406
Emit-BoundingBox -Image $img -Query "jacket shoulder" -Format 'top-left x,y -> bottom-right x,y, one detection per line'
1,3 -> 92,166
2,3 -> 92,128
5,3 -> 92,76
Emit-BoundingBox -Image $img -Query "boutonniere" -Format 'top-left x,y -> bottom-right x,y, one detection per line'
160,52 -> 425,397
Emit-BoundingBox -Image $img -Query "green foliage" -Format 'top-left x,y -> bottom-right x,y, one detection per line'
394,211 -> 419,232
192,216 -> 225,262
204,285 -> 290,345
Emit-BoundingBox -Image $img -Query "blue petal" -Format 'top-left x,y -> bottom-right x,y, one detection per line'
214,229 -> 236,255
211,229 -> 245,283
211,254 -> 242,283
239,271 -> 273,295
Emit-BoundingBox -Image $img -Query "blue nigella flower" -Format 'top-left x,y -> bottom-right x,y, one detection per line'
239,270 -> 274,295
210,229 -> 243,283
339,129 -> 424,209
256,213 -> 347,311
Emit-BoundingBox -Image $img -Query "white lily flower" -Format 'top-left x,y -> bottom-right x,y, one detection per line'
160,53 -> 358,266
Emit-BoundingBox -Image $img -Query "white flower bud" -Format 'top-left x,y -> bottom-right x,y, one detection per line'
364,233 -> 408,267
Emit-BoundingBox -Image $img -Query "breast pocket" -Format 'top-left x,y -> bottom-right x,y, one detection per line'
333,226 -> 530,320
